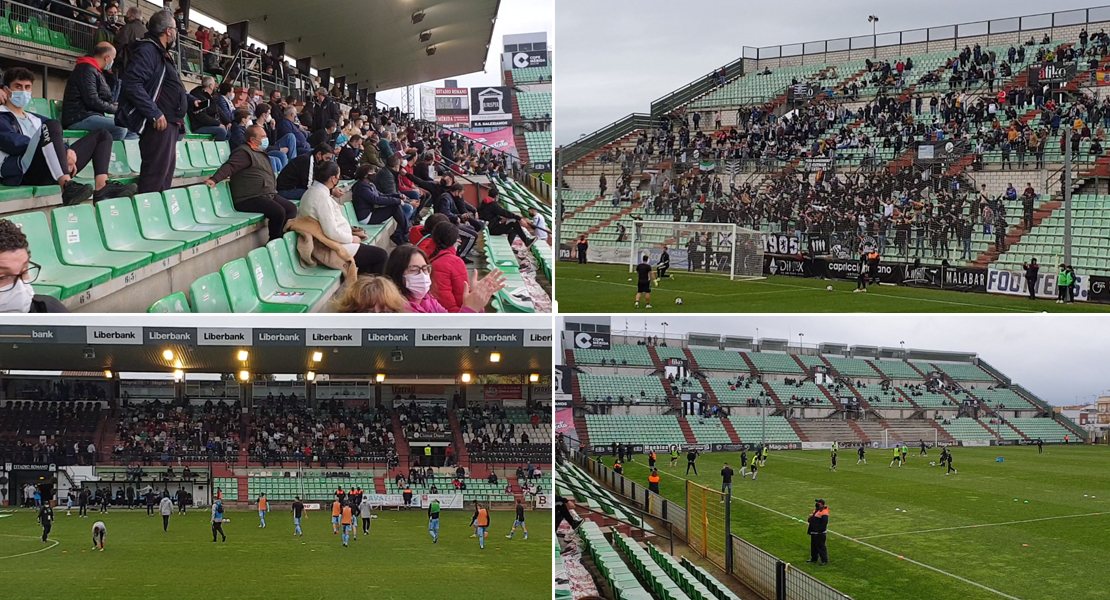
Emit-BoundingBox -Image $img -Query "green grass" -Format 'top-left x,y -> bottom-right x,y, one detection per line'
554,263 -> 1110,312
609,446 -> 1110,600
0,508 -> 551,599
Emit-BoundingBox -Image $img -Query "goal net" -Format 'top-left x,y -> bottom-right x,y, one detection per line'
880,428 -> 939,449
686,480 -> 728,571
629,221 -> 764,281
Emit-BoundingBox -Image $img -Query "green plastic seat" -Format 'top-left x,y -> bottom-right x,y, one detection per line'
163,188 -> 230,237
96,198 -> 184,262
202,141 -> 223,169
186,140 -> 217,169
261,241 -> 335,292
174,141 -> 203,177
148,291 -> 191,313
108,142 -> 132,176
209,181 -> 263,225
34,284 -> 62,299
0,186 -> 33,202
123,139 -> 142,173
246,248 -> 324,308
189,272 -> 233,312
220,258 -> 307,313
52,205 -> 151,277
7,211 -> 111,298
280,232 -> 344,280
0,18 -> 13,38
10,20 -> 32,42
133,192 -> 210,247
30,22 -> 51,46
214,141 -> 230,163
187,184 -> 249,230
27,97 -> 50,118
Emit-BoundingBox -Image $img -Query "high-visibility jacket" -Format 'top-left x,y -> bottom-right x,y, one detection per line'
341,506 -> 353,525
648,473 -> 660,484
476,508 -> 490,527
258,497 -> 267,511
332,501 -> 341,517
424,446 -> 432,456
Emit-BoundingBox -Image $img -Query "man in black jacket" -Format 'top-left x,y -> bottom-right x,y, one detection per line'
312,88 -> 340,135
0,218 -> 68,312
62,43 -> 135,141
351,164 -> 409,245
187,76 -> 229,141
116,10 -> 189,194
205,125 -> 297,241
336,135 -> 363,180
478,186 -> 534,246
806,499 -> 829,565
307,120 -> 337,148
276,143 -> 334,200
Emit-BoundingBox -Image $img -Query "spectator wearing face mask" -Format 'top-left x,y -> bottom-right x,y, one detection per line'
384,245 -> 504,313
273,105 -> 308,159
351,164 -> 410,246
277,143 -> 334,201
478,186 -> 534,247
297,160 -> 387,274
0,218 -> 68,312
187,76 -> 229,141
337,135 -> 364,180
205,125 -> 297,241
62,42 -> 136,141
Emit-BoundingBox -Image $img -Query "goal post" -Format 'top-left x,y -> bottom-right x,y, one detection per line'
880,428 -> 939,449
629,221 -> 765,281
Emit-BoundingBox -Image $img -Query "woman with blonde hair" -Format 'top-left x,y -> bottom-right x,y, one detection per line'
331,275 -> 408,313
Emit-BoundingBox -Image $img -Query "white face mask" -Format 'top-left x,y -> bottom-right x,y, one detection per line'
0,279 -> 34,313
404,272 -> 431,299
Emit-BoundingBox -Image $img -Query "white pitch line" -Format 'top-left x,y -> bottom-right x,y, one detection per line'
647,467 -> 1026,600
855,512 -> 1104,540
0,538 -> 58,560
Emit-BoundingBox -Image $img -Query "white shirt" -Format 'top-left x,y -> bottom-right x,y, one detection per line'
532,214 -> 547,240
298,181 -> 360,256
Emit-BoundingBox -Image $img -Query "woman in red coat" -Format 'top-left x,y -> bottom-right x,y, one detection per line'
427,222 -> 469,313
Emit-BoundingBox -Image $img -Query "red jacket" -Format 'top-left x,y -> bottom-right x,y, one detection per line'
409,225 -> 437,256
429,247 -> 468,313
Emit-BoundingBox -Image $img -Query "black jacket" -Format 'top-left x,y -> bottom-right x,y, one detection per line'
336,146 -> 363,180
116,33 -> 188,135
187,86 -> 227,129
29,295 -> 69,313
62,59 -> 116,128
477,199 -> 519,224
312,98 -> 340,133
374,167 -> 401,196
807,509 -> 829,535
351,180 -> 403,223
276,153 -> 314,192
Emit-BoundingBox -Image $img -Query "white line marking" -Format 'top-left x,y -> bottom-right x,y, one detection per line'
854,512 -> 1104,540
647,466 -> 1026,600
0,538 -> 58,560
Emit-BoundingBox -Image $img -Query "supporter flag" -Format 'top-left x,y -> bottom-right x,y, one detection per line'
699,160 -> 717,172
1097,71 -> 1110,85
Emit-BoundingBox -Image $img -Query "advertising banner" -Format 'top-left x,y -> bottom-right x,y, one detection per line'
1089,275 -> 1110,302
435,88 -> 470,125
534,494 -> 552,509
555,408 -> 575,435
822,259 -> 904,284
573,331 -> 611,350
986,267 -> 1089,301
760,232 -> 802,256
420,494 -> 464,509
470,86 -> 513,127
763,255 -> 809,278
554,365 -> 573,397
483,384 -> 525,400
455,127 -> 518,157
511,50 -> 548,69
363,494 -> 408,507
1027,62 -> 1077,87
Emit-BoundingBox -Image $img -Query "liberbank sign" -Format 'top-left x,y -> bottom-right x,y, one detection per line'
0,326 -> 547,348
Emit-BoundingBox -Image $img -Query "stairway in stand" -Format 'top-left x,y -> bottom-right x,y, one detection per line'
846,420 -> 870,443
677,417 -> 698,444
720,418 -> 742,443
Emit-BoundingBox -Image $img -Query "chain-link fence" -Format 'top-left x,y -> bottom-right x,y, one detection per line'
686,479 -> 728,571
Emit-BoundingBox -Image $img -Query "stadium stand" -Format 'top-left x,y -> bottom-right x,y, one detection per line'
728,416 -> 801,443
517,91 -> 552,120
705,378 -> 767,405
573,343 -> 654,366
579,374 -> 669,404
689,348 -> 749,371
745,352 -> 805,374
685,416 -> 732,444
556,10 -> 1110,287
766,380 -> 831,406
584,415 -> 686,446
0,2 -> 552,314
940,417 -> 997,442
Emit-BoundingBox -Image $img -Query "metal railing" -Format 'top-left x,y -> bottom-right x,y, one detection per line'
556,112 -> 655,168
573,450 -> 854,600
743,6 -> 1110,62
1,0 -> 97,55
650,56 -> 748,116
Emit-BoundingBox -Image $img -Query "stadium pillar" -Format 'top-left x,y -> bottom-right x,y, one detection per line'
266,41 -> 285,62
240,378 -> 251,410
348,83 -> 358,103
307,379 -> 316,409
226,21 -> 249,53
374,381 -> 382,409
1064,127 -> 1073,266
318,68 -> 332,91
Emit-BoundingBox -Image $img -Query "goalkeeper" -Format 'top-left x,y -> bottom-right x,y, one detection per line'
656,245 -> 671,279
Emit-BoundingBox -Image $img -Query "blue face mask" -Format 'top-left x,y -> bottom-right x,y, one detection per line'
9,90 -> 31,109
260,138 -> 270,150
104,61 -> 113,71
336,134 -> 349,147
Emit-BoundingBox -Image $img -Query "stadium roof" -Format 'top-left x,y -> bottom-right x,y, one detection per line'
0,324 -> 549,377
190,0 -> 500,92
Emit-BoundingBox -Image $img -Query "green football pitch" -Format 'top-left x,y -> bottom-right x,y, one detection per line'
554,263 -> 1110,312
607,445 -> 1110,600
0,508 -> 551,600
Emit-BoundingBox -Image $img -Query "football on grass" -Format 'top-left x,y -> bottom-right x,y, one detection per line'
675,298 -> 683,305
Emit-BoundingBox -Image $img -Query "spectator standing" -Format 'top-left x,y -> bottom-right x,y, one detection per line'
113,7 -> 145,73
1023,258 -> 1040,300
312,88 -> 340,136
116,10 -> 189,193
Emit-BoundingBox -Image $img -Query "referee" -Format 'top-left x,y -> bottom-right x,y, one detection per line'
806,499 -> 829,565
634,254 -> 655,309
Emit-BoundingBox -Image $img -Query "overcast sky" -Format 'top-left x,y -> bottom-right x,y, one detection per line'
557,315 -> 1107,406
554,0 -> 1106,146
378,0 -> 553,108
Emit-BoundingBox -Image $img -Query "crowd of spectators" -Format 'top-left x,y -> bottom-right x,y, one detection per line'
249,400 -> 392,467
112,400 -> 240,463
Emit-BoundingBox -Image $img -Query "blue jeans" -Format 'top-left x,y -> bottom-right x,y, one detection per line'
193,125 -> 228,141
68,114 -> 136,140
401,203 -> 415,220
401,190 -> 421,201
279,189 -> 305,200
268,150 -> 289,171
274,133 -> 299,160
